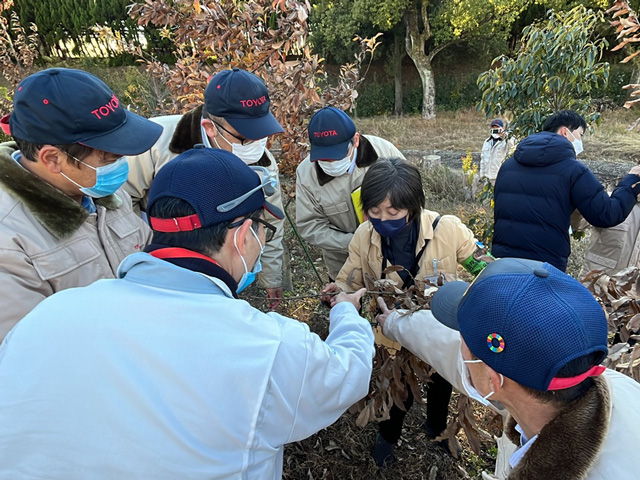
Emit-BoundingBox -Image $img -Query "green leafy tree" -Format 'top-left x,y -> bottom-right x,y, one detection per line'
478,5 -> 609,139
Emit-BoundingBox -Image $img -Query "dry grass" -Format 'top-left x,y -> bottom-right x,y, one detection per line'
354,107 -> 640,165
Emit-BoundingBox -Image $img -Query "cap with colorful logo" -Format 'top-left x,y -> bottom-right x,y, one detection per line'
490,119 -> 504,128
308,106 -> 356,162
204,68 -> 284,141
147,148 -> 283,233
430,258 -> 608,392
0,68 -> 162,155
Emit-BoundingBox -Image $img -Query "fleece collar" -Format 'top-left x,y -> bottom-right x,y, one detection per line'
169,105 -> 272,168
315,134 -> 379,186
0,142 -> 122,239
506,375 -> 610,480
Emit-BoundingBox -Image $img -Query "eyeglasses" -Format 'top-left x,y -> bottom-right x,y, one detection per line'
228,216 -> 276,242
213,121 -> 255,146
491,129 -> 503,134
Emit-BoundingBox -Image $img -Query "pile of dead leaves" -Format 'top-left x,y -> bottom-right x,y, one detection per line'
582,266 -> 640,381
345,266 -> 494,458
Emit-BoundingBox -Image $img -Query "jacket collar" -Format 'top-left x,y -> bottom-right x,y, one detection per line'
169,105 -> 272,168
506,375 -> 610,480
118,252 -> 236,298
315,134 -> 379,186
0,142 -> 122,239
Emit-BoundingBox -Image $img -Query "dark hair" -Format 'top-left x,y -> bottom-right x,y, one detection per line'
149,197 -> 263,256
520,352 -> 603,406
13,136 -> 97,167
360,157 -> 425,220
542,110 -> 587,133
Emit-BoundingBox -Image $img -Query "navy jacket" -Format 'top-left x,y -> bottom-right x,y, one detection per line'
492,131 -> 640,271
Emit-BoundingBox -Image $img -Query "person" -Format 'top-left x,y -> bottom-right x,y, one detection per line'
479,118 -> 512,185
0,68 -> 162,340
296,106 -> 405,278
125,68 -> 286,309
323,157 -> 488,467
0,148 -> 375,480
584,203 -> 640,275
376,257 -> 640,479
492,110 -> 640,272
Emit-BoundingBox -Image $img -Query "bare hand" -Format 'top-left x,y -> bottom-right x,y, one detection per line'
376,297 -> 395,329
265,287 -> 283,310
332,288 -> 366,310
629,165 -> 640,177
320,282 -> 341,305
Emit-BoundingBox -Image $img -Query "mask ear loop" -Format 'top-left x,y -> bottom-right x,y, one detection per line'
217,167 -> 277,213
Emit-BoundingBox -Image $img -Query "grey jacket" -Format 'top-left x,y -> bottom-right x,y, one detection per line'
295,135 -> 404,277
0,142 -> 151,339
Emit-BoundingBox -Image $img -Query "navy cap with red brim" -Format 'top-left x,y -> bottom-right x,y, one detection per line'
226,112 -> 284,141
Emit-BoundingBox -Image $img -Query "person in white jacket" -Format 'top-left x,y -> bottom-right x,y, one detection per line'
479,119 -> 513,185
0,148 -> 375,480
377,257 -> 640,480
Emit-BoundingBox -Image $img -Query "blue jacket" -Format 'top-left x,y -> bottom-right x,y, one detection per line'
492,131 -> 640,271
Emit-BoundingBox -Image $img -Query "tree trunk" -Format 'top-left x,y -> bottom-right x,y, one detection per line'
406,48 -> 435,119
393,28 -> 404,117
404,3 -> 436,119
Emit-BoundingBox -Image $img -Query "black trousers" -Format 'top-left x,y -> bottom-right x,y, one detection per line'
378,371 -> 453,444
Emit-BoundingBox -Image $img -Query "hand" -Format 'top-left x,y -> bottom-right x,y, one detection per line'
265,287 -> 283,310
376,297 -> 396,329
332,288 -> 366,309
629,165 -> 640,177
320,282 -> 341,305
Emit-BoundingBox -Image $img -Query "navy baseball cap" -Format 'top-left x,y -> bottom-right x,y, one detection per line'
308,107 -> 356,162
430,258 -> 608,392
147,148 -> 283,233
204,68 -> 284,140
2,68 -> 162,155
490,119 -> 504,128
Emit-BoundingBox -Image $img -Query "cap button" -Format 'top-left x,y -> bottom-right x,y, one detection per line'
232,67 -> 239,71
533,268 -> 550,278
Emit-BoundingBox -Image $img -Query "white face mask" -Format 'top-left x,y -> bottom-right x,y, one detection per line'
566,129 -> 584,157
459,350 -> 504,407
491,133 -> 501,140
318,146 -> 357,177
231,138 -> 268,165
202,121 -> 267,164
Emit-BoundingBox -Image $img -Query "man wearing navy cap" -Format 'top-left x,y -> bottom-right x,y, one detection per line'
296,106 -> 405,277
376,258 -> 640,479
125,68 -> 287,309
0,147 -> 375,479
479,118 -> 512,185
0,68 -> 162,339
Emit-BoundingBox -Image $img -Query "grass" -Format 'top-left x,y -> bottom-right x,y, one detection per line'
356,107 -> 640,165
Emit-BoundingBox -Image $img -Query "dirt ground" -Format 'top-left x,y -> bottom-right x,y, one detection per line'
241,107 -> 638,479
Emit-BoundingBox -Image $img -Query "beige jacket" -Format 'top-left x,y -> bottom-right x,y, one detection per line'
295,135 -> 404,278
0,143 -> 152,340
585,203 -> 640,275
384,309 -> 640,480
336,209 -> 477,349
124,106 -> 285,288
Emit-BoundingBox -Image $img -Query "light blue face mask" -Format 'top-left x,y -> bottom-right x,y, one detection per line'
62,156 -> 130,198
234,224 -> 264,293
